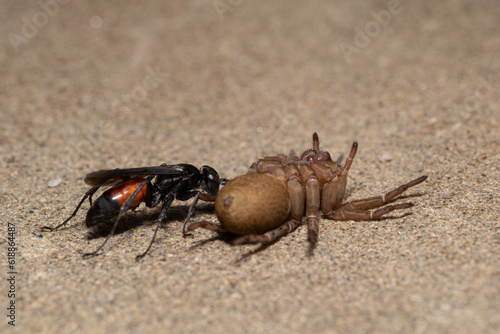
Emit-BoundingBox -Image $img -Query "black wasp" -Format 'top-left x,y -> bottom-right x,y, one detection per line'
42,164 -> 222,260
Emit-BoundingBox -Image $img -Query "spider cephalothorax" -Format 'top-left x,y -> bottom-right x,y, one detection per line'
189,133 -> 427,247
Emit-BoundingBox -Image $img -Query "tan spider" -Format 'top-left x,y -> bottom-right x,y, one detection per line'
189,133 -> 427,246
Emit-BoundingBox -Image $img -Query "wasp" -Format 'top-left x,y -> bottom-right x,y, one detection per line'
42,164 -> 222,259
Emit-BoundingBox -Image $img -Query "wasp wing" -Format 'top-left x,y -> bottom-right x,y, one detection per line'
84,165 -> 190,186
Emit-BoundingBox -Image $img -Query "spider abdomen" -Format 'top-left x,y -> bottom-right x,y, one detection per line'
215,173 -> 291,235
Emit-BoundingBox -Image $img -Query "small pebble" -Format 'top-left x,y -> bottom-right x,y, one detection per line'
379,153 -> 392,162
47,178 -> 62,188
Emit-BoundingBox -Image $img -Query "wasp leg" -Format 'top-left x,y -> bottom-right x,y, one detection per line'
41,186 -> 100,232
137,180 -> 197,259
135,193 -> 175,261
182,192 -> 201,237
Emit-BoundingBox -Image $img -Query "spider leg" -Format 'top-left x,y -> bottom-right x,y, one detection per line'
334,142 -> 358,207
324,175 -> 427,220
232,219 -> 302,245
187,221 -> 229,234
326,203 -> 414,220
312,132 -> 320,151
339,175 -> 427,211
321,176 -> 338,215
304,175 -> 320,245
286,177 -> 305,227
41,186 -> 100,232
285,165 -> 306,231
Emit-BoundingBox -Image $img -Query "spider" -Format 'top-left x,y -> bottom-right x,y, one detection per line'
188,133 -> 427,246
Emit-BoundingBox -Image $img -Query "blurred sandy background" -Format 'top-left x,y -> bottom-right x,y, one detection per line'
0,1 -> 499,333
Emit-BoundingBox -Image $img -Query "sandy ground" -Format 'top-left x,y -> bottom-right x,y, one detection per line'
1,1 -> 499,333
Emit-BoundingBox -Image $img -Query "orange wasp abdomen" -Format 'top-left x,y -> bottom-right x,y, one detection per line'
85,178 -> 149,227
